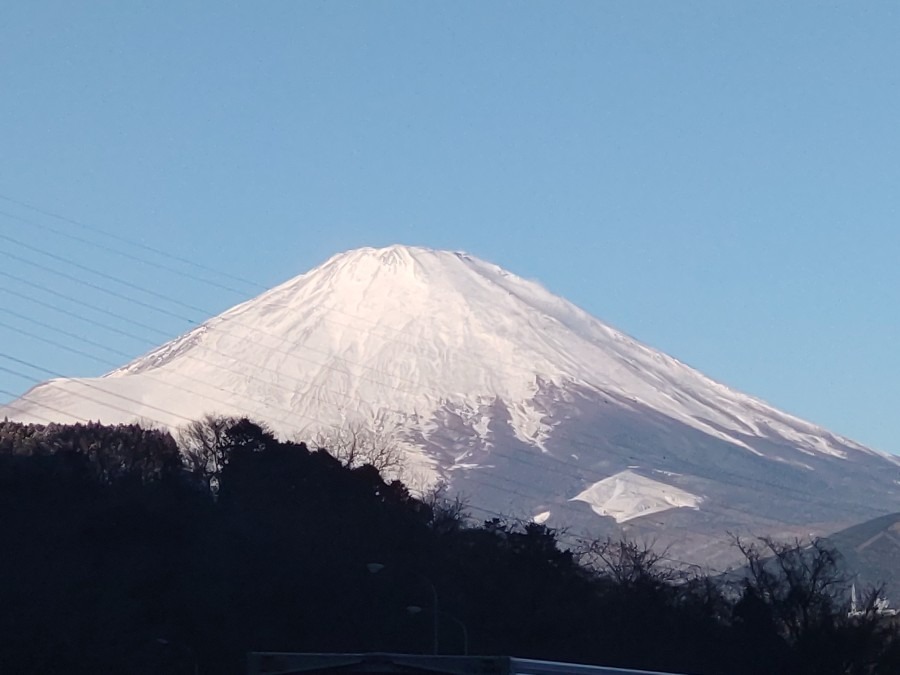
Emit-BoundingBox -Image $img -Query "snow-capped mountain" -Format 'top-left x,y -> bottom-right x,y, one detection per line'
4,245 -> 899,567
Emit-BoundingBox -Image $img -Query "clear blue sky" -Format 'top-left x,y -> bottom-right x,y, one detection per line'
1,2 -> 898,452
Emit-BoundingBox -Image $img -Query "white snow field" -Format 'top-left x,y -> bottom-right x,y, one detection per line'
572,470 -> 703,523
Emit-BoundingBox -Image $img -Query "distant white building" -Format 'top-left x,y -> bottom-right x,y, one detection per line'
849,584 -> 898,618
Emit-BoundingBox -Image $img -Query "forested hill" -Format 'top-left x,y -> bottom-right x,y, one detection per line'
1,418 -> 898,675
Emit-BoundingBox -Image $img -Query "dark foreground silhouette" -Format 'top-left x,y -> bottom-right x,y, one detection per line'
1,418 -> 898,674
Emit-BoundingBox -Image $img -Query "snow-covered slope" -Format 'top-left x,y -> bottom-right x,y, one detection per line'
4,245 -> 876,455
572,470 -> 703,523
4,245 -> 900,565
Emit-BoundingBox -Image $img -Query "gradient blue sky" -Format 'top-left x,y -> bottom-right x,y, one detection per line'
1,2 -> 898,452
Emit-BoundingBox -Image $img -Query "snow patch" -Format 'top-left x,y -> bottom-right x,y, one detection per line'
571,470 -> 702,523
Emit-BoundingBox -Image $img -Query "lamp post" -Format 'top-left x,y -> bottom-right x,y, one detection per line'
407,606 -> 468,655
367,562 -> 440,655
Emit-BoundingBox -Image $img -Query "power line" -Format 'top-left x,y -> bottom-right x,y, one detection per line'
0,299 -> 600,491
0,316 -> 124,368
0,306 -> 143,363
0,354 -> 194,426
0,321 -> 341,434
0,242 -> 440,405
0,391 -> 78,425
0,286 -> 159,345
0,230 -> 214,316
0,249 -> 197,323
0,268 -> 169,336
0,192 -> 265,291
0,201 -> 617,400
0,208 -> 250,297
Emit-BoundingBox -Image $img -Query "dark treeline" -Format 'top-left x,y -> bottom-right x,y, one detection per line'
1,418 -> 898,675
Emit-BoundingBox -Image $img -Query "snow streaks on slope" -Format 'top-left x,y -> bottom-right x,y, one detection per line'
5,245 -> 886,467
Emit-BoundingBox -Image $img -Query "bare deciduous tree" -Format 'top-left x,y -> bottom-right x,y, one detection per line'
732,535 -> 850,643
312,412 -> 404,477
176,413 -> 233,493
422,480 -> 470,533
577,536 -> 682,587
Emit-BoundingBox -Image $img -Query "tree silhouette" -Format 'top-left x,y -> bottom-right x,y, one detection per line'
1,418 -> 899,674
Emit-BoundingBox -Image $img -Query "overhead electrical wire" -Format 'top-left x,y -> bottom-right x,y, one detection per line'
0,207 -> 619,393
0,268 -> 168,336
0,248 -> 196,323
0,194 -> 600,402
0,320 -> 580,505
0,231 -> 213,317
0,285 -> 162,345
0,354 -> 195,426
0,306 -> 146,364
0,266 -> 635,485
0,208 -> 250,297
0,192 -> 265,291
0,390 -> 82,426
0,320 -> 341,435
3,195 -> 872,497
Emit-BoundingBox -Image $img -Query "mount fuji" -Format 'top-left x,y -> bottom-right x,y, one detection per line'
4,245 -> 900,567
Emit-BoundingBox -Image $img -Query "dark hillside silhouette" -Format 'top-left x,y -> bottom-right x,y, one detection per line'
1,418 -> 898,674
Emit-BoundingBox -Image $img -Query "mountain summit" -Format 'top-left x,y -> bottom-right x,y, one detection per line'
5,245 -> 899,565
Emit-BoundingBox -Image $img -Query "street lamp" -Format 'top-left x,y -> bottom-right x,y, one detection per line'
407,606 -> 469,655
367,562 -> 440,655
